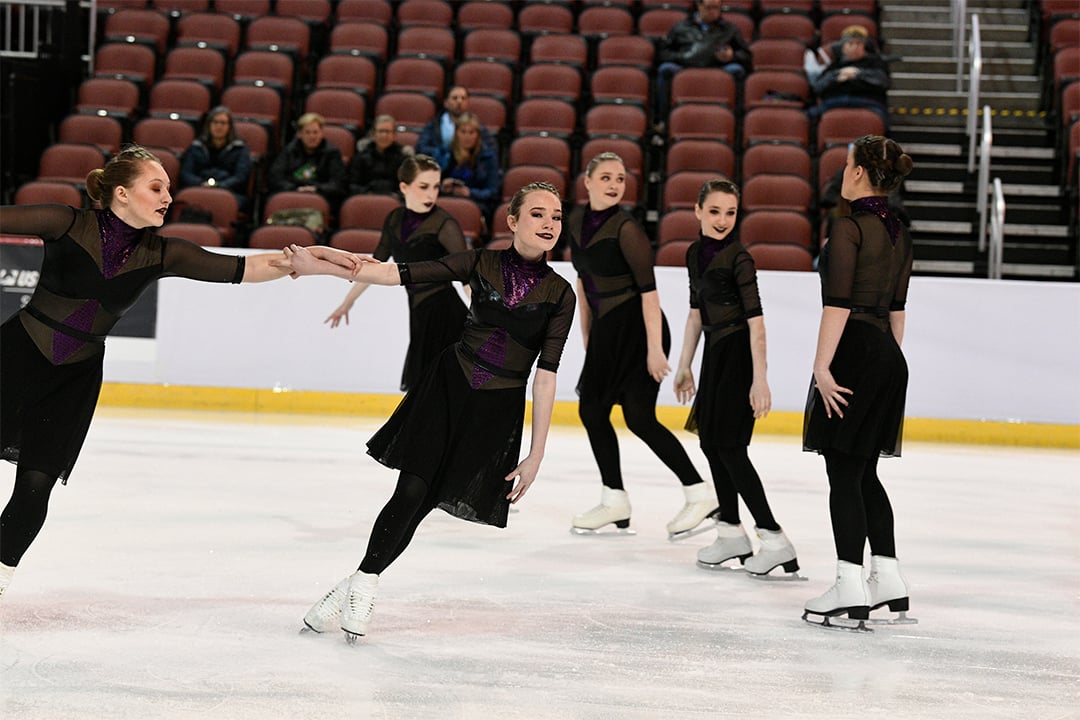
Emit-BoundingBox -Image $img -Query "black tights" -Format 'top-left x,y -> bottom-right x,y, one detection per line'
579,391 -> 703,491
703,446 -> 779,531
1,468 -> 59,567
823,450 -> 896,565
358,471 -> 437,576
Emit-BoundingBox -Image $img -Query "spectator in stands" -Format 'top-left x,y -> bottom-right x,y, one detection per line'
347,115 -> 414,197
433,112 -> 501,228
809,26 -> 891,128
654,0 -> 752,128
267,112 -> 347,209
416,86 -> 497,158
179,106 -> 252,211
805,25 -> 882,84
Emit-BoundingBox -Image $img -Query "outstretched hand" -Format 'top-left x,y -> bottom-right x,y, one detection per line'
673,368 -> 696,404
505,453 -> 541,504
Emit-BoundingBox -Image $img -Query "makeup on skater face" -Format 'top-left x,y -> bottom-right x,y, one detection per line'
695,190 -> 739,241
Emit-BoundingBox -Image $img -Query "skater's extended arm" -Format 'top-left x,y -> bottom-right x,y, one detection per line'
812,306 -> 853,418
325,281 -> 371,328
278,244 -> 394,284
575,278 -> 592,347
505,369 -> 556,504
674,308 -> 702,404
641,290 -> 671,383
747,316 -> 771,419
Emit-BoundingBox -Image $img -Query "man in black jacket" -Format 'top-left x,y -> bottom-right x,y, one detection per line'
809,26 -> 891,128
654,0 -> 752,127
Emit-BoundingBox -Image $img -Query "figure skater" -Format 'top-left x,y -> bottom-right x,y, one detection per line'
673,179 -> 800,578
326,155 -> 468,391
279,182 -> 575,642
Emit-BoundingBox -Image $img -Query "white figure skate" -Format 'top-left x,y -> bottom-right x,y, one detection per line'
0,563 -> 14,601
695,522 -> 752,570
666,483 -> 720,541
341,571 -> 379,644
866,555 -> 918,625
802,560 -> 871,632
302,575 -> 350,633
571,487 -> 635,535
744,527 -> 806,581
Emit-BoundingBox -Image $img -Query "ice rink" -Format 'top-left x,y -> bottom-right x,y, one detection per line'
1,408 -> 1077,719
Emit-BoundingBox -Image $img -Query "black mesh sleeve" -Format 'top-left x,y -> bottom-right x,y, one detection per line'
161,236 -> 245,283
372,211 -> 396,262
0,204 -> 77,241
437,215 -> 468,254
823,217 -> 860,308
890,233 -> 914,311
616,217 -> 657,294
399,249 -> 482,285
536,281 -> 577,373
733,249 -> 763,319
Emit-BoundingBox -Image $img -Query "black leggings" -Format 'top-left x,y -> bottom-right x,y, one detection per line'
579,388 -> 703,491
823,450 -> 896,564
702,446 -> 779,531
358,471 -> 437,576
1,468 -> 59,567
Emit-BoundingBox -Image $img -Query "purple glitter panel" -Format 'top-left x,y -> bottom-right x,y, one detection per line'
501,246 -> 549,308
53,300 -> 100,364
97,209 -> 141,278
471,327 -> 507,389
851,196 -> 903,247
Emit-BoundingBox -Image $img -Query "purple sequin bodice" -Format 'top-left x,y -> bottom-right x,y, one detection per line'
851,196 -> 903,246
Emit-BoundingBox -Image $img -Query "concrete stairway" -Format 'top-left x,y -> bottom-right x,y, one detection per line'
880,0 -> 1075,280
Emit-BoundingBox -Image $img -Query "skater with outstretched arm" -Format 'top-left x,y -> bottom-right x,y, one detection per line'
325,154 -> 468,392
0,146 -> 360,599
801,135 -> 916,630
673,179 -> 801,578
280,182 -> 575,642
566,152 -> 713,539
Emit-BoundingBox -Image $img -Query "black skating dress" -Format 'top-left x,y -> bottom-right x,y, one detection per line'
0,204 -> 246,482
366,246 -> 575,528
803,200 -> 914,459
567,205 -> 666,403
683,233 -> 762,449
374,205 -> 469,391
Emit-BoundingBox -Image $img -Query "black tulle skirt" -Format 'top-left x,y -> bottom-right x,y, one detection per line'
401,286 -> 468,392
1,315 -> 103,483
367,347 -> 525,528
577,295 -> 670,405
685,327 -> 755,448
803,320 -> 907,459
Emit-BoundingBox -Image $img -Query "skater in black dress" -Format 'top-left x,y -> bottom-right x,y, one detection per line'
325,155 -> 469,391
802,135 -> 915,627
0,146 -> 360,599
281,182 -> 575,641
673,179 -> 800,577
566,152 -> 712,539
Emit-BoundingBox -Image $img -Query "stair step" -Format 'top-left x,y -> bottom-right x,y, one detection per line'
885,38 -> 1036,60
883,7 -> 1031,24
1003,223 -> 1072,237
906,179 -> 965,193
891,89 -> 1042,111
891,73 -> 1043,94
912,219 -> 973,233
913,259 -> 976,274
883,22 -> 1032,43
1000,263 -> 1077,279
893,57 -> 1038,75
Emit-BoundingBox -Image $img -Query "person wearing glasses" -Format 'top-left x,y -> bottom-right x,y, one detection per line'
179,106 -> 253,211
347,115 -> 414,197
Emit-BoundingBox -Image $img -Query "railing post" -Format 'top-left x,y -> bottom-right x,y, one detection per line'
989,178 -> 1005,279
966,14 -> 982,174
954,0 -> 968,93
977,106 -> 993,254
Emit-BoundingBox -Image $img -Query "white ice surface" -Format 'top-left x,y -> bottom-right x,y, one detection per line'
2,409 -> 1077,720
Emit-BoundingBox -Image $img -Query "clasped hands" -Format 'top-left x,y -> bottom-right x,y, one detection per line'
270,244 -> 380,279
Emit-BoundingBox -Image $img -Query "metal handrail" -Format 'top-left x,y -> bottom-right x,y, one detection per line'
989,178 -> 1005,279
976,106 -> 993,254
966,14 -> 982,174
953,0 -> 968,92
0,0 -> 94,71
